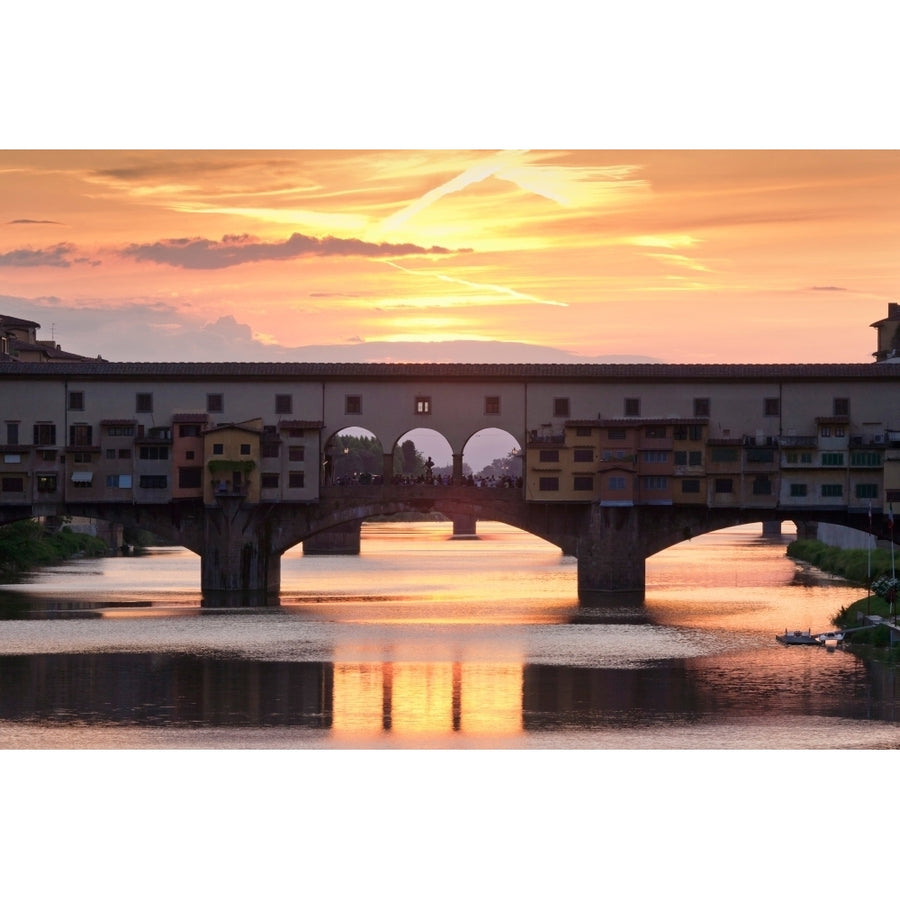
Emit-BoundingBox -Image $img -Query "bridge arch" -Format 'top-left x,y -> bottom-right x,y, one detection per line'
462,427 -> 523,485
392,427 -> 454,483
322,427 -> 385,485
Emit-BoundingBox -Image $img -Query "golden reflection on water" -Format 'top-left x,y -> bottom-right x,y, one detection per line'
333,661 -> 523,736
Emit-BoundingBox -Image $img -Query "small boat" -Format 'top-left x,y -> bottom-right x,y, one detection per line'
815,631 -> 845,646
776,629 -> 819,645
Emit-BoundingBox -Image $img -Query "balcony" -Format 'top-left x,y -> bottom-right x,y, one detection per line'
778,435 -> 817,448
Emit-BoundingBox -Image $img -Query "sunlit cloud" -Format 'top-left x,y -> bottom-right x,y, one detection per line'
7,218 -> 63,226
629,234 -> 702,249
644,252 -> 711,272
495,164 -> 649,207
378,150 -> 650,233
379,149 -> 530,232
121,232 -> 468,270
384,260 -> 567,307
0,243 -> 98,268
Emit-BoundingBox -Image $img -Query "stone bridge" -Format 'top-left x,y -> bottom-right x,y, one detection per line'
6,486 -> 889,605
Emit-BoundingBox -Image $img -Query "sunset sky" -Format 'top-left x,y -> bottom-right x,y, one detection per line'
1,148 -> 896,365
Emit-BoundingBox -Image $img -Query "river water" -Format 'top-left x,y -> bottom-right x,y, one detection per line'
1,521 -> 897,750
6,522 -> 896,897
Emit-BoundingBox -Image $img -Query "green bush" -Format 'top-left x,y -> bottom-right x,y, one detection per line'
0,520 -> 108,580
787,539 -> 895,585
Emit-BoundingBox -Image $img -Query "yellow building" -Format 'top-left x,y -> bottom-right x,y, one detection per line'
203,420 -> 262,505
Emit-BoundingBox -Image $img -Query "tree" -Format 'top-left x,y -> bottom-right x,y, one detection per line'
399,439 -> 422,476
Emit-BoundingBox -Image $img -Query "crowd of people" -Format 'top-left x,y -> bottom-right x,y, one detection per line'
330,472 -> 522,488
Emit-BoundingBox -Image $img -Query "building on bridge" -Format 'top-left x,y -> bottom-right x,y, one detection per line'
2,304 -> 900,599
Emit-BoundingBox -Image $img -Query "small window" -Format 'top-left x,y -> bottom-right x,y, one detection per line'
764,397 -> 780,416
539,477 -> 559,491
821,484 -> 843,498
573,449 -> 593,463
856,483 -> 878,499
485,396 -> 500,415
790,483 -> 808,497
681,479 -> 701,493
693,397 -> 710,417
415,396 -> 431,415
240,444 -> 251,455
5,422 -> 19,444
105,474 -> 133,489
207,394 -> 224,414
289,471 -> 305,489
185,450 -> 195,460
179,424 -> 201,438
34,423 -> 57,445
752,476 -> 772,495
345,395 -> 362,415
36,474 -> 58,493
139,446 -> 169,460
674,451 -> 687,465
275,394 -> 293,415
575,426 -> 591,437
69,424 -> 93,447
539,449 -> 559,462
261,473 -> 280,489
212,443 -> 224,455
139,475 -> 167,490
608,428 -> 627,441
262,443 -> 279,458
822,452 -> 844,466
714,478 -> 733,493
68,391 -> 84,411
833,397 -> 850,417
642,476 -> 668,490
136,393 -> 153,413
573,475 -> 593,491
624,397 -> 640,417
554,398 -> 570,418
645,426 -> 666,439
711,447 -> 739,463
1,476 -> 24,493
689,451 -> 702,466
608,476 -> 626,490
289,446 -> 305,462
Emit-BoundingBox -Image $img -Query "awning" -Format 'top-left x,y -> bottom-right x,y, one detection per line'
71,471 -> 93,483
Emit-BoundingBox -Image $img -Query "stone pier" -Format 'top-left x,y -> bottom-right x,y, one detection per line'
575,505 -> 646,602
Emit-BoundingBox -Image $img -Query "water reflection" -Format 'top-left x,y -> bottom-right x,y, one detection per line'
1,647 -> 896,735
0,523 -> 898,748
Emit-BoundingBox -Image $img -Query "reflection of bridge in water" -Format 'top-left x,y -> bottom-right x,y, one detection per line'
0,647 -> 890,738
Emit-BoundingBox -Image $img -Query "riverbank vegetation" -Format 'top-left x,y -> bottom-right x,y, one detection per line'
0,519 -> 109,582
786,538 -> 894,585
787,538 -> 899,658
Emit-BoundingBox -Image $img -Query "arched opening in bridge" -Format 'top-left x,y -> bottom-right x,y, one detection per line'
462,428 -> 522,485
638,521 -> 873,637
392,428 -> 453,484
323,427 -> 384,485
